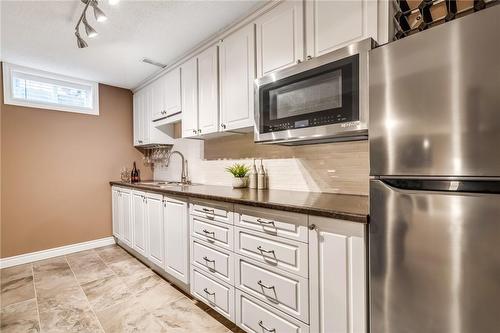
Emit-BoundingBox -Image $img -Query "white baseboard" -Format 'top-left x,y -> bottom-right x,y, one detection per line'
0,237 -> 116,269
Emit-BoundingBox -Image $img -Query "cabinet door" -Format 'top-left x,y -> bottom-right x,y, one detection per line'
164,67 -> 182,116
112,188 -> 121,239
197,45 -> 219,135
120,190 -> 133,247
151,77 -> 166,121
164,196 -> 189,284
305,0 -> 378,57
181,57 -> 199,138
309,216 -> 367,333
219,24 -> 255,131
146,193 -> 164,267
133,91 -> 144,146
142,86 -> 153,145
132,191 -> 147,257
255,1 -> 304,78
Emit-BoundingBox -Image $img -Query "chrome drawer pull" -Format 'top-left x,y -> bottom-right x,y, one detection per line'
202,229 -> 215,236
257,218 -> 274,225
202,208 -> 215,213
257,280 -> 275,290
203,288 -> 215,296
203,256 -> 215,263
257,246 -> 275,254
258,321 -> 276,332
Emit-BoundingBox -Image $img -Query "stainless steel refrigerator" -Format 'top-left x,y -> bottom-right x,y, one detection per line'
369,5 -> 500,333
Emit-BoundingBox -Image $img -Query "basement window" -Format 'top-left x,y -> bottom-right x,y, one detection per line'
3,62 -> 99,115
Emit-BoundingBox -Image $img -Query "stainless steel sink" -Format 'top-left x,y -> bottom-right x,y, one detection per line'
136,181 -> 196,187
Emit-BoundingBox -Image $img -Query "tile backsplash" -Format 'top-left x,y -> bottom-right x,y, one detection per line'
154,134 -> 369,195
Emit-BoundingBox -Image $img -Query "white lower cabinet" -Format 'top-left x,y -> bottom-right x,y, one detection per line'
192,238 -> 234,285
191,267 -> 235,321
146,192 -> 164,267
111,187 -> 132,246
309,216 -> 367,333
131,190 -> 148,257
236,290 -> 309,333
164,196 -> 189,284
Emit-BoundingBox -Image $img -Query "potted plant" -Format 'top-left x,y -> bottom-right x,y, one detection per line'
225,163 -> 250,188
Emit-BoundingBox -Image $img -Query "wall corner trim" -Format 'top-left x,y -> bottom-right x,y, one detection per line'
0,237 -> 116,269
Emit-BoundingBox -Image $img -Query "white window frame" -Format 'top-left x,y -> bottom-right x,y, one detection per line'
2,62 -> 99,115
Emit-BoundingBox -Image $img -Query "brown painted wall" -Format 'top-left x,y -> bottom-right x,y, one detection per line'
1,74 -> 151,258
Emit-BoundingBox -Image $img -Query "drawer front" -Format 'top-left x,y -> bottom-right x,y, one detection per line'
190,199 -> 233,224
192,238 -> 234,285
236,290 -> 309,333
235,205 -> 308,243
235,227 -> 308,278
191,216 -> 234,251
191,267 -> 234,321
235,255 -> 309,323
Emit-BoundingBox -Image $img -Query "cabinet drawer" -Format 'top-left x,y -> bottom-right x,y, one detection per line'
191,267 -> 234,321
192,238 -> 234,285
190,199 -> 233,224
235,227 -> 308,278
235,255 -> 309,323
235,205 -> 308,243
191,216 -> 234,251
236,290 -> 309,333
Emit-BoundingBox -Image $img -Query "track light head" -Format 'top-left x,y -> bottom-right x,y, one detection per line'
75,31 -> 88,48
92,1 -> 108,22
82,15 -> 98,38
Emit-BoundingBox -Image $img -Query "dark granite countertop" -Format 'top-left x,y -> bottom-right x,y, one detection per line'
109,181 -> 369,223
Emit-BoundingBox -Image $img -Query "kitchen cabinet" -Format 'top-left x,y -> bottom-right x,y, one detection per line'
181,57 -> 198,138
132,190 -> 148,257
151,77 -> 165,121
181,45 -> 219,138
255,0 -> 304,77
164,196 -> 189,284
305,0 -> 379,57
133,84 -> 174,147
164,67 -> 182,117
219,23 -> 255,131
146,192 -> 164,268
309,216 -> 367,333
111,187 -> 132,247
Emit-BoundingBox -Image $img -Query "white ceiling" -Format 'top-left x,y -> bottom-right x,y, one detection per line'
0,0 -> 263,89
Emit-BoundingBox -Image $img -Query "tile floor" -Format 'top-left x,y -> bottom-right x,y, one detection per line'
0,245 -> 241,333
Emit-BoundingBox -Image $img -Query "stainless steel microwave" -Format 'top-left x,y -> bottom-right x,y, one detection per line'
254,38 -> 375,145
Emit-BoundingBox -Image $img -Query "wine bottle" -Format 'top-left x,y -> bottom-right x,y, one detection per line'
131,162 -> 138,183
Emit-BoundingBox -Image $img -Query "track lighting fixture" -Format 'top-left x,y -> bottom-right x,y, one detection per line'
74,0 -> 109,48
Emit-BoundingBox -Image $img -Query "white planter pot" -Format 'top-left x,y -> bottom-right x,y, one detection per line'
232,177 -> 247,188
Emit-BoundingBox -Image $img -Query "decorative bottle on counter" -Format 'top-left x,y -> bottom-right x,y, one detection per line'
249,159 -> 258,189
257,159 -> 266,189
131,162 -> 139,183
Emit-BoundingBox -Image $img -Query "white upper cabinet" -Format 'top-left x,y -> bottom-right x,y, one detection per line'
133,90 -> 145,146
219,24 -> 255,131
181,57 -> 199,138
305,0 -> 379,58
255,1 -> 304,78
151,77 -> 165,121
181,45 -> 219,138
197,46 -> 219,135
164,67 -> 182,116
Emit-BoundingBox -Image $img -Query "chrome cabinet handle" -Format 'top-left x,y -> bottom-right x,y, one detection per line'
306,55 -> 312,60
193,129 -> 197,134
203,256 -> 215,263
198,129 -> 202,134
296,59 -> 302,64
258,321 -> 276,332
202,229 -> 215,235
257,246 -> 275,254
220,123 -> 226,129
257,218 -> 274,225
202,208 -> 215,214
203,288 -> 215,296
257,280 -> 274,290
309,224 -> 316,230
138,140 -> 143,143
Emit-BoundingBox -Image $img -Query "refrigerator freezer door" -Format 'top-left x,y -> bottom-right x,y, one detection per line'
369,6 -> 500,177
369,180 -> 500,333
